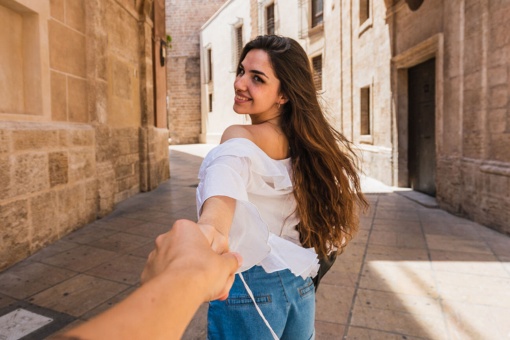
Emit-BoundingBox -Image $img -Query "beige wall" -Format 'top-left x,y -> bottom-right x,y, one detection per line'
0,0 -> 170,271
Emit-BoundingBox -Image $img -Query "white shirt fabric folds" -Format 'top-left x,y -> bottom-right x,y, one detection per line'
196,138 -> 319,279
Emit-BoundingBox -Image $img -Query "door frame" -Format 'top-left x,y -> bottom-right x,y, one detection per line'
391,34 -> 444,188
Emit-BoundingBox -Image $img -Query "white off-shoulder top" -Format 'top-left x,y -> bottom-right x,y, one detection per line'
196,138 -> 319,279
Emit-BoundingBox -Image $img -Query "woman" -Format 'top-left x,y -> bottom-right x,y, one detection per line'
195,35 -> 368,339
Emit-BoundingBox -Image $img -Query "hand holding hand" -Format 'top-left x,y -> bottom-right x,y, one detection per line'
141,219 -> 241,302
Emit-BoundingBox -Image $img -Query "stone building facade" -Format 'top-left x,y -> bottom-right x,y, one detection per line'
0,0 -> 170,270
200,0 -> 510,233
347,0 -> 510,234
165,0 -> 226,144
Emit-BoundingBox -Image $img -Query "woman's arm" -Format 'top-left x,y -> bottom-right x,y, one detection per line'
197,195 -> 236,254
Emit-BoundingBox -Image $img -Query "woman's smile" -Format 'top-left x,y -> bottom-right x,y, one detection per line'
234,93 -> 251,103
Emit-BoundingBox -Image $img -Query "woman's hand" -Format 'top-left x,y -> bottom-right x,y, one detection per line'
141,219 -> 241,302
197,222 -> 229,254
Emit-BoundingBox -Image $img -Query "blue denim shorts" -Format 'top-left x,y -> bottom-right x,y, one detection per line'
207,265 -> 315,340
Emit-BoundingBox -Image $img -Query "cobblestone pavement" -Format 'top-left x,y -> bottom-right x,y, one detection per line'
0,145 -> 509,339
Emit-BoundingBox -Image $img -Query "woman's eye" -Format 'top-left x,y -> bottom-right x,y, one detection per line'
237,68 -> 244,76
253,76 -> 263,83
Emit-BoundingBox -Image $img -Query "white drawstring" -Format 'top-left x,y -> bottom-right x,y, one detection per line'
239,273 -> 279,340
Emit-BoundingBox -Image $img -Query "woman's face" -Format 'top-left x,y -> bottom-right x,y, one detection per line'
233,49 -> 284,122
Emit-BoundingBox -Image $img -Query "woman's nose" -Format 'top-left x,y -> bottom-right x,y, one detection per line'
234,75 -> 247,91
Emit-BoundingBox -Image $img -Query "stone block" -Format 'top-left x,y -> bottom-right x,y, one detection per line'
490,6 -> 510,49
51,71 -> 67,121
12,129 -> 60,151
488,109 -> 507,134
488,46 -> 509,68
13,153 -> 49,196
112,60 -> 132,99
0,156 -> 11,200
84,178 -> 98,222
49,151 -> 69,187
463,34 -> 482,73
49,20 -> 86,77
65,0 -> 86,33
69,128 -> 94,147
29,191 -> 59,251
490,133 -> 510,161
50,0 -> 65,22
68,77 -> 89,123
0,199 -> 30,270
95,125 -> 114,163
68,148 -> 95,183
0,129 -> 10,154
96,161 -> 116,217
488,66 -> 508,87
488,173 -> 509,197
105,3 -> 139,63
489,85 -> 508,109
57,183 -> 86,234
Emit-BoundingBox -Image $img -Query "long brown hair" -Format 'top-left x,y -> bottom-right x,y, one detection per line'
239,35 -> 369,259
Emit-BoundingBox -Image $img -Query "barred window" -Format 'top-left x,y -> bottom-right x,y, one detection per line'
360,86 -> 371,135
208,93 -> 213,112
207,48 -> 212,82
235,25 -> 243,64
312,55 -> 322,91
311,0 -> 323,28
266,4 -> 275,35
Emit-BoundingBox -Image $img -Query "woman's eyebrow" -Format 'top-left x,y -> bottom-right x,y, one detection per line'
249,69 -> 269,79
239,63 -> 269,79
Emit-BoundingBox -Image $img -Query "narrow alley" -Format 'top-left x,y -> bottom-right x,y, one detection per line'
0,145 -> 508,339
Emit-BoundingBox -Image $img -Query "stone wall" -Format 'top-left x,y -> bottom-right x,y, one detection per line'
0,0 -> 169,271
0,122 -> 97,269
343,0 -> 510,233
165,0 -> 227,144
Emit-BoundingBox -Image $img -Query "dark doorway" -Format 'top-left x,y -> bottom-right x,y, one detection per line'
408,58 -> 436,196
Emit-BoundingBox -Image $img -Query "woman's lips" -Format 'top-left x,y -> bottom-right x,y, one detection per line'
234,94 -> 251,104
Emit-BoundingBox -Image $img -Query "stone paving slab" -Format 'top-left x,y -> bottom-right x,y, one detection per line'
0,145 -> 508,339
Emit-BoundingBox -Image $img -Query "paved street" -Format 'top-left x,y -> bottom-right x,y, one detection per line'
0,145 -> 509,339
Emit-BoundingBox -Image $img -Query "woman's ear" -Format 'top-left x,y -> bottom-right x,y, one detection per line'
279,95 -> 289,105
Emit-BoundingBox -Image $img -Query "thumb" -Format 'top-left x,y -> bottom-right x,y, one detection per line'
221,252 -> 242,274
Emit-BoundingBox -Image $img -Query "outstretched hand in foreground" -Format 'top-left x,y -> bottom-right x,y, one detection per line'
55,219 -> 241,340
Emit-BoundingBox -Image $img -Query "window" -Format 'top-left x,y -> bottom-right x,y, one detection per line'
266,3 -> 275,35
312,55 -> 322,91
311,0 -> 323,28
359,0 -> 370,25
0,1 -> 50,118
360,86 -> 371,135
206,48 -> 212,83
208,93 -> 213,112
235,25 -> 243,65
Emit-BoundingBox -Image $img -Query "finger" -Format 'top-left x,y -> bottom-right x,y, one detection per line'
221,252 -> 242,273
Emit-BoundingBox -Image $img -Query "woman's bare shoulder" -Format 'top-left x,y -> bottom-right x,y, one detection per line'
220,125 -> 255,144
223,124 -> 287,160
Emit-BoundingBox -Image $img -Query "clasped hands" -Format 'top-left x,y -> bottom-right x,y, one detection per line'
141,219 -> 240,302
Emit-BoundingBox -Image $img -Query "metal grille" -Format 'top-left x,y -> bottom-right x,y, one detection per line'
236,25 -> 243,63
312,55 -> 322,91
266,4 -> 275,35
